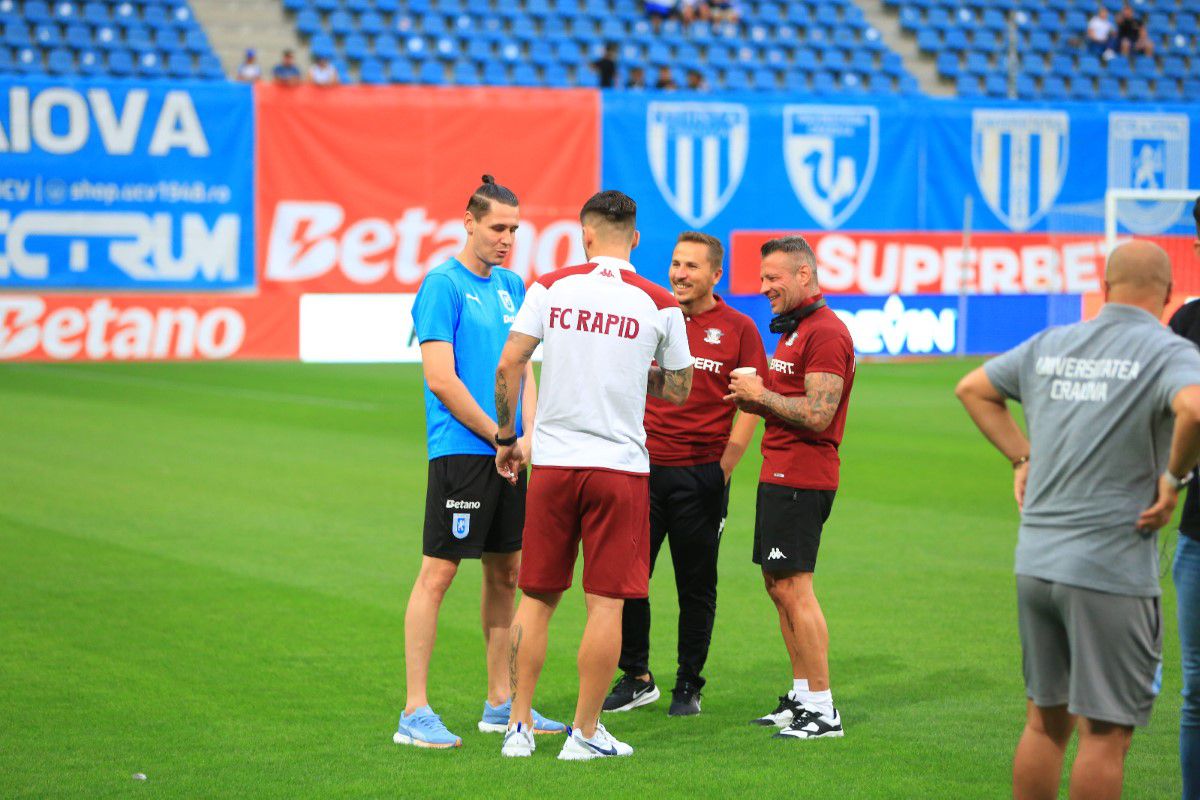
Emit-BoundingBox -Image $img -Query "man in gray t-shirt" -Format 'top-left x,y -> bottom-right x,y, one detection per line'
956,240 -> 1200,800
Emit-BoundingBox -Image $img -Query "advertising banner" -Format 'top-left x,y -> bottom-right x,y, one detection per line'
0,292 -> 297,361
0,79 -> 254,291
256,84 -> 601,295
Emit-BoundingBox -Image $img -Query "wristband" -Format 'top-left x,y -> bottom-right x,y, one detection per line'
1011,455 -> 1029,469
494,432 -> 518,447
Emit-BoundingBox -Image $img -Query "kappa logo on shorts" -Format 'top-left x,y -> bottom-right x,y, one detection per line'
452,513 -> 471,540
767,547 -> 786,560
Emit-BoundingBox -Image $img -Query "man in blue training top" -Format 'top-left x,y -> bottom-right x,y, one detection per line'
393,175 -> 566,749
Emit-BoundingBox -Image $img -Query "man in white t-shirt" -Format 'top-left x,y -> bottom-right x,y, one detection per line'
309,55 -> 339,86
492,190 -> 694,761
1086,7 -> 1115,57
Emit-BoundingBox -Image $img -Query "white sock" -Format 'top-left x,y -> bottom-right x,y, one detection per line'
801,689 -> 834,716
790,678 -> 809,698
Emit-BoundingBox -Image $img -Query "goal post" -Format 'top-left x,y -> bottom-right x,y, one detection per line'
1104,188 -> 1200,254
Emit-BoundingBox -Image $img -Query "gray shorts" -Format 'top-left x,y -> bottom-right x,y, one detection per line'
1016,575 -> 1162,727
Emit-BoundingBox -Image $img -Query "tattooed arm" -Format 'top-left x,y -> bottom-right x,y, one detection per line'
495,331 -> 540,482
647,364 -> 694,406
758,372 -> 845,433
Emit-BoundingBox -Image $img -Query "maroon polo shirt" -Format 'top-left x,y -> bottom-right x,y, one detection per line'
760,294 -> 856,490
645,296 -> 768,466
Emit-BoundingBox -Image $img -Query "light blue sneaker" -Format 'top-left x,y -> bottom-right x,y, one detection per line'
478,699 -> 567,734
393,706 -> 462,749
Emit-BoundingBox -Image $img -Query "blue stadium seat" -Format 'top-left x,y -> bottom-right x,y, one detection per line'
751,67 -> 776,90
984,73 -> 1008,97
417,58 -> 443,83
528,40 -> 553,67
1069,77 -> 1097,100
554,39 -> 582,65
2,23 -> 29,47
647,41 -> 670,66
480,59 -> 507,85
821,48 -> 848,69
374,33 -> 400,60
359,57 -> 387,83
962,51 -> 989,75
1183,78 -> 1200,98
165,49 -> 191,76
64,22 -> 88,48
25,0 -> 53,23
1015,74 -> 1037,99
107,48 -> 133,74
197,53 -> 223,79
388,57 -> 414,82
81,1 -> 106,22
452,59 -> 478,84
880,50 -> 903,76
138,50 -> 165,77
1106,58 -> 1132,80
92,23 -> 117,49
294,8 -> 321,35
465,37 -> 490,61
544,62 -> 570,87
143,5 -> 168,27
511,61 -> 538,86
46,46 -> 73,72
1132,56 -> 1157,77
183,27 -> 208,53
33,22 -> 61,46
76,46 -> 103,74
345,0 -> 369,13
943,28 -> 968,51
52,1 -> 75,22
343,33 -> 369,61
1049,54 -> 1074,76
1163,56 -> 1187,80
1125,77 -> 1151,101
1156,80 -> 1183,101
1097,76 -> 1121,99
723,67 -> 750,91
812,69 -> 836,93
126,26 -> 153,52
328,10 -> 354,35
310,32 -> 336,59
915,28 -> 940,52
1042,75 -> 1068,99
936,51 -> 959,78
359,11 -> 384,35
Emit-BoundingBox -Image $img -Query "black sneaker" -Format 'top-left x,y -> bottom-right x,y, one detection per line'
668,682 -> 702,716
750,692 -> 803,727
773,705 -> 844,739
602,673 -> 660,712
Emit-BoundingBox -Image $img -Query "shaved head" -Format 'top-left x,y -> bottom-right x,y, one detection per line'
1105,240 -> 1172,314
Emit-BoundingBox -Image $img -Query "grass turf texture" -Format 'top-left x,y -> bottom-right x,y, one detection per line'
0,359 -> 1181,798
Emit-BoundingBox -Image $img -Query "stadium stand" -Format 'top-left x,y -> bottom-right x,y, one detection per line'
0,0 -> 225,79
893,0 -> 1200,101
275,0 -> 920,92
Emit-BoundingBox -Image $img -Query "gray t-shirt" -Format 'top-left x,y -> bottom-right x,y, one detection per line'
985,303 -> 1200,597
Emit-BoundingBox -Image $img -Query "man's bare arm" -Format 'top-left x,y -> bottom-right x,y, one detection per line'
495,331 -> 541,435
954,367 -> 1029,462
421,341 -> 499,441
760,372 -> 844,432
647,364 -> 694,406
719,410 -> 761,480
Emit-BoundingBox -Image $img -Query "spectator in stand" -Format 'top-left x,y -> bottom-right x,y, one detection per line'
236,49 -> 260,82
655,65 -> 678,90
594,43 -> 618,89
709,0 -> 739,25
645,0 -> 676,32
685,69 -> 708,91
1085,7 -> 1116,59
310,55 -> 339,86
1116,4 -> 1154,58
627,66 -> 648,89
273,49 -> 302,85
680,0 -> 708,24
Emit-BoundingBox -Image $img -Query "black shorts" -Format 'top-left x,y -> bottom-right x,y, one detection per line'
752,483 -> 836,573
423,455 -> 525,560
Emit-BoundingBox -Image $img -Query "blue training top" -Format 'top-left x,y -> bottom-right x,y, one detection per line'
412,258 -> 526,459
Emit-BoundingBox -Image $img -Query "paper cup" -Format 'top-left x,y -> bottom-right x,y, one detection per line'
730,367 -> 757,377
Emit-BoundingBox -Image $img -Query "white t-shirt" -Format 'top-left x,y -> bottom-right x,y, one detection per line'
310,62 -> 338,85
1087,14 -> 1114,43
511,256 -> 692,474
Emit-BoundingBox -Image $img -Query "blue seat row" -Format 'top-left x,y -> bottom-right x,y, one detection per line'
0,44 -> 222,77
2,22 -> 207,51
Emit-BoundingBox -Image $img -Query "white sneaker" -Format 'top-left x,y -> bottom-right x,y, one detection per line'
773,705 -> 844,740
750,691 -> 803,728
557,723 -> 634,760
501,722 -> 535,757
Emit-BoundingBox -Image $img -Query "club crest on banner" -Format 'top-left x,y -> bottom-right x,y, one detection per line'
972,110 -> 1070,232
646,102 -> 749,227
782,105 -> 879,230
1107,112 -> 1190,234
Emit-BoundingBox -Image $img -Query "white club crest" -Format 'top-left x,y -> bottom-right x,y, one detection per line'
1107,112 -> 1190,234
783,105 -> 879,230
647,102 -> 749,227
972,110 -> 1070,232
703,327 -> 724,344
452,513 -> 470,539
497,289 -> 516,314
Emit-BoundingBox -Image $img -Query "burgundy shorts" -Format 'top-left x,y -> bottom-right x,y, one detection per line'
518,466 -> 651,599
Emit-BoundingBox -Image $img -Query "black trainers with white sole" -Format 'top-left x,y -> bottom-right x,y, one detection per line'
603,673 -> 660,712
750,693 -> 803,727
773,706 -> 844,739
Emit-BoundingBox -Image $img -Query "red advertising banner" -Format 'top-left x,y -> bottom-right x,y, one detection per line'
730,231 -> 1198,297
255,84 -> 601,294
0,293 -> 298,361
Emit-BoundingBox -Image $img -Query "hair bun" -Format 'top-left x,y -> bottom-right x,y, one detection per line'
481,174 -> 495,185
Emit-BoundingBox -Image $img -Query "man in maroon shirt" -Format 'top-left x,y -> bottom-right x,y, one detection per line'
603,231 -> 768,717
726,235 -> 855,741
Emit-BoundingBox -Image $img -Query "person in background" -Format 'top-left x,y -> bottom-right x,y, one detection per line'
1168,197 -> 1200,800
686,69 -> 708,91
593,43 -> 618,89
310,55 -> 340,86
1085,7 -> 1116,59
272,49 -> 302,85
644,0 -> 676,32
236,49 -> 260,82
627,66 -> 648,89
655,65 -> 678,90
1116,3 -> 1154,58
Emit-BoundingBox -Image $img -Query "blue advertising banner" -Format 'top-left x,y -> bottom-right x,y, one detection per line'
603,92 -> 1200,293
0,78 -> 254,291
725,293 -> 1083,357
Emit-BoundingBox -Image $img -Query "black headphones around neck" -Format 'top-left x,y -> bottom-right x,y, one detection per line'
769,298 -> 827,335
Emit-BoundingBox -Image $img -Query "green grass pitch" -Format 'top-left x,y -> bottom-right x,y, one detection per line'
0,359 -> 1182,798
